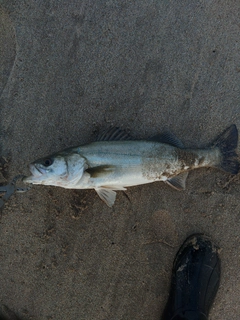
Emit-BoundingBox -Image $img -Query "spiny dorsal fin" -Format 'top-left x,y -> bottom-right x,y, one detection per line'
95,188 -> 117,207
97,127 -> 132,141
166,172 -> 188,190
149,132 -> 184,148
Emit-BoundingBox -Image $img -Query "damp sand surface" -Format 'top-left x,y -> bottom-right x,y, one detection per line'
0,1 -> 240,319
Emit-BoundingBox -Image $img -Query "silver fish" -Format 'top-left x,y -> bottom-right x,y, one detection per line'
24,125 -> 239,207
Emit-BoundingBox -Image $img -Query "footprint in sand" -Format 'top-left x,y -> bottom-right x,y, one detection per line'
149,210 -> 179,247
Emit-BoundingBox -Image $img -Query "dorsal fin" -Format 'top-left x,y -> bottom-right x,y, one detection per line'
97,127 -> 132,141
149,132 -> 184,148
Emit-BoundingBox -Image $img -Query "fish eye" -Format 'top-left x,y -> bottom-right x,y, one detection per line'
43,158 -> 53,167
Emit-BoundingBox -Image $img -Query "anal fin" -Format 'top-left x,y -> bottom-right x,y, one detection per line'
166,172 -> 188,191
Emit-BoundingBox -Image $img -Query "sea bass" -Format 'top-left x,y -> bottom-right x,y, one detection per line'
23,125 -> 239,207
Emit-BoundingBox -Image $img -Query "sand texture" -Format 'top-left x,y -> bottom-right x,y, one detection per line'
0,1 -> 240,319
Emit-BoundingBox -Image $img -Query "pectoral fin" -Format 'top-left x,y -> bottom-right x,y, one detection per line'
166,172 -> 188,191
86,165 -> 115,178
95,188 -> 117,207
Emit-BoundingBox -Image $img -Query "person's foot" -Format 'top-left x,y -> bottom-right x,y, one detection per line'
0,305 -> 21,320
161,234 -> 220,320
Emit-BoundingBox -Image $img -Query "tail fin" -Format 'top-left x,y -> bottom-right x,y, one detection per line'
213,124 -> 239,174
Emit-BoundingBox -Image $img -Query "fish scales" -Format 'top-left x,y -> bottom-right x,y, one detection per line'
79,141 -> 183,183
175,148 -> 222,170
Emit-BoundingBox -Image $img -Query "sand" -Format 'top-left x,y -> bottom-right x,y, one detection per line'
0,1 -> 240,319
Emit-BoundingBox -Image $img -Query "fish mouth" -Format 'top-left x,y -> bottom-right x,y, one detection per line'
29,163 -> 43,177
23,164 -> 44,184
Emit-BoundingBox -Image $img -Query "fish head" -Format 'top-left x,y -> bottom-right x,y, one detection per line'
23,152 -> 87,187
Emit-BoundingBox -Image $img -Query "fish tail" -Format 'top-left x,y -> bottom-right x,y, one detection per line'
213,124 -> 239,174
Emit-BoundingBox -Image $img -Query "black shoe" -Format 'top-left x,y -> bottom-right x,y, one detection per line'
161,234 -> 220,320
0,305 -> 21,320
